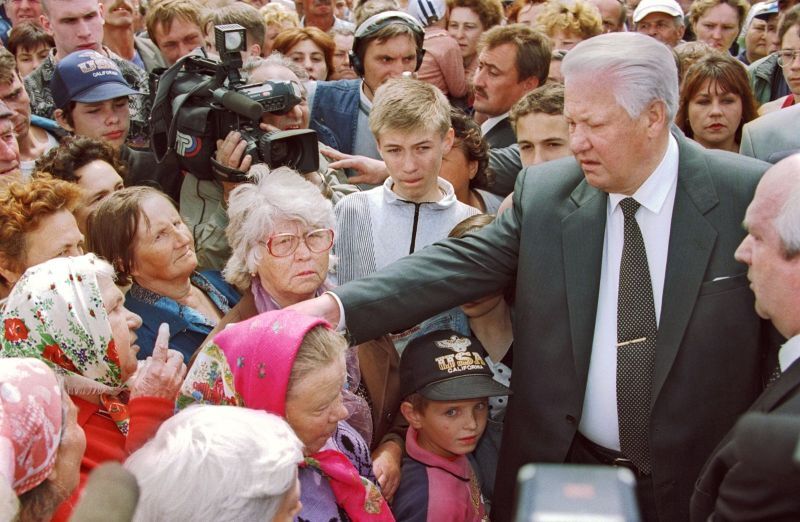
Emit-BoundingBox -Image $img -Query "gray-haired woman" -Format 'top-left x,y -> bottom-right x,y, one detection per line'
208,165 -> 405,500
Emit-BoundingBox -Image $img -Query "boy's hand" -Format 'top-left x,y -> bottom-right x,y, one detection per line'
371,440 -> 403,502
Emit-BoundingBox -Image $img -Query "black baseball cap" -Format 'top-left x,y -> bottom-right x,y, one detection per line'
399,329 -> 511,401
51,50 -> 140,110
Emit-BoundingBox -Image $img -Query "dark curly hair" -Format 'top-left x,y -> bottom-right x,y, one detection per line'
450,107 -> 493,189
35,136 -> 128,184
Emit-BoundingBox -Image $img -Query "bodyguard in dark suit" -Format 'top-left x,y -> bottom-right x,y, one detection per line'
291,33 -> 774,522
691,154 -> 800,522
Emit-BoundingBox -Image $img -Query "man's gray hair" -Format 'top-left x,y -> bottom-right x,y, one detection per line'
223,165 -> 335,290
561,32 -> 679,120
243,52 -> 310,81
126,405 -> 303,522
775,156 -> 800,258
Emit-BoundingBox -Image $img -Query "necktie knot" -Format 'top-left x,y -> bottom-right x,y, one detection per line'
620,197 -> 641,221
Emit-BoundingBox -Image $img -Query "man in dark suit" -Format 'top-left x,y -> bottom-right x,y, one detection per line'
472,24 -> 550,149
690,154 -> 800,521
292,33 -> 774,522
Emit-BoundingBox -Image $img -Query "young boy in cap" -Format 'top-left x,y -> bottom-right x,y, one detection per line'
50,49 -> 180,198
392,329 -> 510,521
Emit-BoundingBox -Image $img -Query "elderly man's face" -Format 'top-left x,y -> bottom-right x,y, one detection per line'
98,0 -> 135,28
564,73 -> 662,195
636,12 -> 685,47
6,0 -> 43,26
249,64 -> 310,131
588,0 -> 625,32
735,162 -> 800,338
473,42 -> 540,117
41,0 -> 105,58
303,0 -> 334,19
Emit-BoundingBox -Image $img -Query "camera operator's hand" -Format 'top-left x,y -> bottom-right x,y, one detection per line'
216,131 -> 253,202
321,147 -> 390,185
216,130 -> 253,171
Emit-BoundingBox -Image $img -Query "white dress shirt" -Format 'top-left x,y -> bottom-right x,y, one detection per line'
579,135 -> 680,450
779,334 -> 800,372
480,112 -> 509,136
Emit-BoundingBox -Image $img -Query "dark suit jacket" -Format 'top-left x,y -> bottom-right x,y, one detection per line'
334,130 -> 774,522
484,116 -> 517,148
690,359 -> 800,521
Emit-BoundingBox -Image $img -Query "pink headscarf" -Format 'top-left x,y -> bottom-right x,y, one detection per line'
0,358 -> 63,496
214,309 -> 327,416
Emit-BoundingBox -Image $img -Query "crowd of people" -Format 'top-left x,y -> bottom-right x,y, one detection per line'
0,0 -> 799,520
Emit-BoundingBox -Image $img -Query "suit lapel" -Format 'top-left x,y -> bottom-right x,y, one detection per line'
651,134 -> 719,406
751,360 -> 800,412
563,180 -> 607,389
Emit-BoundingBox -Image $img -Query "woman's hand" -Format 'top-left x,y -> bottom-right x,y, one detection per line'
371,439 -> 403,502
130,324 -> 187,401
321,147 -> 389,185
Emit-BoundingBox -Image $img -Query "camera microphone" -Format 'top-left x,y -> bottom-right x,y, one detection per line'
213,89 -> 263,121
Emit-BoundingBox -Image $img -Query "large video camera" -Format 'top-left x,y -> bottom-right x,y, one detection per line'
150,24 -> 319,183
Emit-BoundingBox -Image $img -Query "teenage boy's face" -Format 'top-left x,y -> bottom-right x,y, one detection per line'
377,126 -> 454,203
57,96 -> 130,150
407,398 -> 490,459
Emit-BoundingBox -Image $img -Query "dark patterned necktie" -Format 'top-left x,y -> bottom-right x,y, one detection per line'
617,197 -> 657,474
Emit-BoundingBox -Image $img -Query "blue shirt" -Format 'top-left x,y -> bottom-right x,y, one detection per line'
125,270 -> 240,362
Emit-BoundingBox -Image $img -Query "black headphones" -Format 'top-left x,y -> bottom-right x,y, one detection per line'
349,10 -> 426,77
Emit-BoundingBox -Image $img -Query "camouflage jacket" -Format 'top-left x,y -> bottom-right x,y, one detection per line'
24,47 -> 152,148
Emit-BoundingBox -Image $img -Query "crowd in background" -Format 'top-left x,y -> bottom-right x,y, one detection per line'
0,0 -> 799,520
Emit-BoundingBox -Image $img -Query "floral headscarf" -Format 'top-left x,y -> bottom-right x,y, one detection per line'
0,255 -> 130,434
178,309 -> 394,521
0,358 -> 63,496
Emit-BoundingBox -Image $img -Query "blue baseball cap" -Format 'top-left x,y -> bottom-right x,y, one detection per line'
50,50 -> 140,110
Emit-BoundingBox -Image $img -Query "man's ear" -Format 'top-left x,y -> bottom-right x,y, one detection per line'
54,109 -> 73,132
400,401 -> 424,429
644,99 -> 669,138
441,127 -> 455,155
248,43 -> 262,58
40,14 -> 52,35
520,75 -> 540,94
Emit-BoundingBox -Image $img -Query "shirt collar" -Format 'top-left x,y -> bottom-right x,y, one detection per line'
480,112 -> 509,136
609,134 -> 679,215
780,334 -> 800,372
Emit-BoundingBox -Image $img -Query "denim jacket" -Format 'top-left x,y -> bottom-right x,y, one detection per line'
310,79 -> 361,154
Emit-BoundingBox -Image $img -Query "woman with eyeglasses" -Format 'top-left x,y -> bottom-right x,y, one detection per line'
87,187 -> 241,363
208,166 -> 406,502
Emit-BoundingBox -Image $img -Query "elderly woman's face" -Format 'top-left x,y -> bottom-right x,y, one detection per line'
98,275 -> 142,382
18,209 -> 84,282
285,354 -> 348,455
48,394 -> 86,497
257,219 -> 330,308
130,195 -> 197,285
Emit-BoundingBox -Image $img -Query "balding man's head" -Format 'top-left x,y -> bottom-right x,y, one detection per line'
735,154 -> 800,337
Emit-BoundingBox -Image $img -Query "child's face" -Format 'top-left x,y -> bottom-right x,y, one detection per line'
407,398 -> 489,459
15,44 -> 52,78
377,126 -> 455,204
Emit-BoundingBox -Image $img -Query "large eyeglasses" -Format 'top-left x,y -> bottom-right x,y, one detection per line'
777,49 -> 800,68
263,228 -> 334,257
